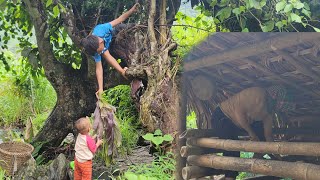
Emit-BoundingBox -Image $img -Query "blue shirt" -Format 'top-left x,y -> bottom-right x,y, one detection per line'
92,23 -> 113,62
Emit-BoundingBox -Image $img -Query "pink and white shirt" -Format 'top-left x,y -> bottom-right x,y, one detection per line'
75,133 -> 98,163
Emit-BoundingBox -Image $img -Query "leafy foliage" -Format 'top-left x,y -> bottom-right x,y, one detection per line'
142,129 -> 173,155
192,0 -> 320,32
171,11 -> 215,57
121,152 -> 175,180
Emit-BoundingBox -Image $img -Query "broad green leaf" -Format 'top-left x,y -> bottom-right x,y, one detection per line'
232,8 -> 240,18
290,13 -> 301,23
261,21 -> 274,32
53,5 -> 60,17
313,27 -> 320,32
294,2 -> 304,9
152,136 -> 163,146
69,161 -> 75,170
276,1 -> 286,12
216,7 -> 232,21
302,8 -> 311,18
275,21 -> 283,29
142,133 -> 154,141
284,4 -> 293,13
303,2 -> 310,10
154,129 -> 162,136
239,6 -> 246,12
241,28 -> 249,32
163,134 -> 174,142
46,0 -> 52,7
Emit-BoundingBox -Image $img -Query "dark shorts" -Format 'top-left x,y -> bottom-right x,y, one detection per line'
211,106 -> 265,178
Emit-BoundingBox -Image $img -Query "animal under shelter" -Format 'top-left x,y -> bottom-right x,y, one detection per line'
177,33 -> 320,180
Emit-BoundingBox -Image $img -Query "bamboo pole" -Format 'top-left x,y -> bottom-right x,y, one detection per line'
179,129 -> 218,139
187,138 -> 320,156
180,146 -> 223,157
176,75 -> 187,180
182,166 -> 224,180
188,155 -> 320,180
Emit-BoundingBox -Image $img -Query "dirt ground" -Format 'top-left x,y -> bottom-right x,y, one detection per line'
92,146 -> 154,179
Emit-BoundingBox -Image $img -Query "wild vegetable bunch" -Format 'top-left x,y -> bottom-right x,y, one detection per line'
93,96 -> 122,166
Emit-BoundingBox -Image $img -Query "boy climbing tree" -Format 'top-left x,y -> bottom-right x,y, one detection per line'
80,3 -> 140,98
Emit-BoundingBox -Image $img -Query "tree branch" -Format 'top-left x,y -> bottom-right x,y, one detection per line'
159,0 -> 167,45
148,0 -> 157,54
60,4 -> 82,48
22,0 -> 65,83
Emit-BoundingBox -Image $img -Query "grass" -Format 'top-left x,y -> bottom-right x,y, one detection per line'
120,152 -> 175,180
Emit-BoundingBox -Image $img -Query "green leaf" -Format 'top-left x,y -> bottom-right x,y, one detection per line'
260,0 -> 266,8
152,136 -> 163,146
241,28 -> 249,32
290,13 -> 301,23
218,0 -> 230,7
302,8 -> 311,18
284,4 -> 293,13
46,0 -> 52,7
276,1 -> 286,12
154,129 -> 162,136
275,21 -> 283,30
293,2 -> 304,9
142,133 -> 154,141
313,27 -> 320,32
232,8 -> 240,16
53,5 -> 60,17
216,7 -> 232,21
303,2 -> 310,10
163,134 -> 173,142
69,161 -> 75,170
261,21 -> 274,32
210,0 -> 218,7
239,6 -> 246,12
250,0 -> 261,9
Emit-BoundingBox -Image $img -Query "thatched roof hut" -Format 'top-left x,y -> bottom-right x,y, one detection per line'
177,33 -> 320,180
182,33 -> 320,130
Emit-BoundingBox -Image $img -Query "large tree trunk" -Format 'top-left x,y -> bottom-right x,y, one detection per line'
24,0 -> 181,150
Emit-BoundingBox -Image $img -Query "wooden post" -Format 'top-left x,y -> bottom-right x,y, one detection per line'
180,146 -> 223,157
188,155 -> 320,180
175,75 -> 187,180
187,138 -> 320,156
182,166 -> 224,180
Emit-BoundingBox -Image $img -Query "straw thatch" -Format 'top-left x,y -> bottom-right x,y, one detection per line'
183,33 -> 320,136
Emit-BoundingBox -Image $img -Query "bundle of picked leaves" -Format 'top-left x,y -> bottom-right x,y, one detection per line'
93,96 -> 122,166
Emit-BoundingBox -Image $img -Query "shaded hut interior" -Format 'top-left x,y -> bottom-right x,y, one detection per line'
179,33 -> 320,180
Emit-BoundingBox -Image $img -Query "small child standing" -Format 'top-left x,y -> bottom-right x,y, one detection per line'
74,117 -> 103,180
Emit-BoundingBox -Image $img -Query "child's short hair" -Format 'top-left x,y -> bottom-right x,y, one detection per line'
80,35 -> 99,56
75,117 -> 90,134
